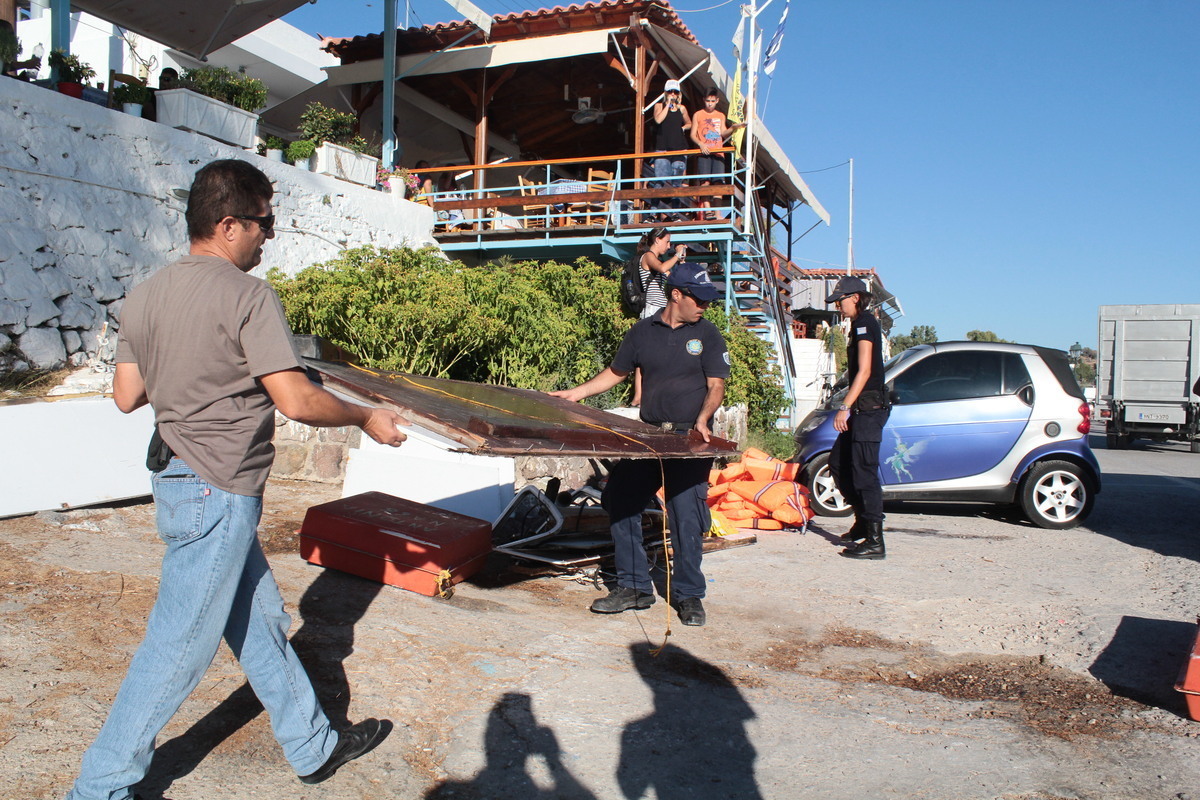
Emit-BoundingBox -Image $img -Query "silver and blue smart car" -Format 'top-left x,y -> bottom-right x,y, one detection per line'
793,341 -> 1101,529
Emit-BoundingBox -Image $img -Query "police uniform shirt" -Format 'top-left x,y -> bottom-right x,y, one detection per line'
847,311 -> 886,392
612,312 -> 731,425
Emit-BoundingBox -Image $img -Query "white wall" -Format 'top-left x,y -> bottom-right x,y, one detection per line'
0,77 -> 436,372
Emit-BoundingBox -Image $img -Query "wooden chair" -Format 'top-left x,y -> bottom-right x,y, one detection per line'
567,168 -> 614,226
107,71 -> 145,108
518,176 -> 554,228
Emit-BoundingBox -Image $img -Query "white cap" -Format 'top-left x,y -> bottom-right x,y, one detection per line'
664,79 -> 681,93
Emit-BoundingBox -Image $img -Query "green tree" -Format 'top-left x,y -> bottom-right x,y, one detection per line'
966,329 -> 1011,343
1074,360 -> 1096,387
889,324 -> 938,353
706,305 -> 788,431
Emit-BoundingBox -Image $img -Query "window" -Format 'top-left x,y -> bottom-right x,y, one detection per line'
892,351 -> 1029,404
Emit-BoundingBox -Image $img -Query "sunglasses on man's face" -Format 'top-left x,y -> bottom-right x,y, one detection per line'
233,213 -> 275,233
682,290 -> 711,307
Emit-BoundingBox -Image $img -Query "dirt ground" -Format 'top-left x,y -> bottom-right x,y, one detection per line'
3,440 -> 1200,799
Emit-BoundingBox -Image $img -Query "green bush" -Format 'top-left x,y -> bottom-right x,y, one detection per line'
706,304 -> 789,432
182,66 -> 267,112
298,102 -> 368,153
268,248 -> 633,405
48,50 -> 95,84
286,139 -> 316,164
112,83 -> 150,106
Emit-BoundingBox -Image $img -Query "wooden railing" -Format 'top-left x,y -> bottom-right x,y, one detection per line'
412,148 -> 742,232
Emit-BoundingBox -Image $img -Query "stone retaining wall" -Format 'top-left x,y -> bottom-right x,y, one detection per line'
0,78 -> 435,373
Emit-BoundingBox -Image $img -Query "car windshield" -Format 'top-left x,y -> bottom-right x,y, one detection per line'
824,346 -> 925,408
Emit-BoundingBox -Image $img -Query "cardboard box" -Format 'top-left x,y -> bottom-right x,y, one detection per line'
300,491 -> 492,597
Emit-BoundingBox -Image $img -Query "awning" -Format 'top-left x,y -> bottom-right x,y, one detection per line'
70,0 -> 313,60
324,27 -> 618,86
644,23 -> 830,225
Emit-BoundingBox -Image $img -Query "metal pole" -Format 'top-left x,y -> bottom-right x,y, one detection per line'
49,0 -> 69,77
846,156 -> 854,274
382,0 -> 398,170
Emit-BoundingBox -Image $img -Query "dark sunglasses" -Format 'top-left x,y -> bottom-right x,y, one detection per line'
681,290 -> 711,306
233,213 -> 275,233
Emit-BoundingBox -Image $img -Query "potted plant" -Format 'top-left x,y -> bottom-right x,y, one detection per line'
111,82 -> 151,116
156,65 -> 267,149
286,139 -> 316,170
298,102 -> 379,187
48,50 -> 95,98
377,165 -> 420,198
258,135 -> 288,162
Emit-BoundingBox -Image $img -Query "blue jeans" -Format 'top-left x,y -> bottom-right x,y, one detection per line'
651,156 -> 686,212
601,457 -> 713,599
67,459 -> 336,800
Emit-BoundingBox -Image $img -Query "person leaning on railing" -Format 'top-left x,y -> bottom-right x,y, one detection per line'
690,86 -> 745,221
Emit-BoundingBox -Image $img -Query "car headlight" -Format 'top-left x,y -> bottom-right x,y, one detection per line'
796,411 -> 829,437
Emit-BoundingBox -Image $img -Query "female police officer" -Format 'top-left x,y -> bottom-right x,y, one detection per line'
826,276 -> 890,559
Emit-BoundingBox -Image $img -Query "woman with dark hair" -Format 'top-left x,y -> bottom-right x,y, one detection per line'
630,226 -> 688,406
636,226 -> 687,320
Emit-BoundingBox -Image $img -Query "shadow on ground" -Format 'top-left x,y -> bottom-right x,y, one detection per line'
136,568 -> 382,796
1089,614 -> 1196,717
425,643 -> 763,800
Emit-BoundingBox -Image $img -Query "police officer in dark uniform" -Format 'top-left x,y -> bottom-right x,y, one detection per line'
826,276 -> 890,559
551,264 -> 729,626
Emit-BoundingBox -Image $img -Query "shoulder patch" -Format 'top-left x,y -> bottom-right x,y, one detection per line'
723,352 -> 731,365
686,339 -> 703,356
856,327 -> 868,335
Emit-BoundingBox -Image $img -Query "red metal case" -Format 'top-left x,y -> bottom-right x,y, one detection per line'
299,491 -> 492,597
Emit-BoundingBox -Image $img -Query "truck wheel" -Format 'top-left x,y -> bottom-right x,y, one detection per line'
1019,460 -> 1094,530
1191,440 -> 1200,454
1106,433 -> 1119,450
802,453 -> 853,517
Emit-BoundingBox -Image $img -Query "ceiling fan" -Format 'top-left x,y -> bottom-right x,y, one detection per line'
572,97 -> 604,124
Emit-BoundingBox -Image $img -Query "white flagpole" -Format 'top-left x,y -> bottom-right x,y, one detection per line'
846,157 -> 854,275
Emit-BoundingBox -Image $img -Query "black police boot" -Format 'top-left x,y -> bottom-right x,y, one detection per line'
839,517 -> 867,543
840,521 -> 885,560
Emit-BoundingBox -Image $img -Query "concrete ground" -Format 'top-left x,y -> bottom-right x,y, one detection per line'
2,435 -> 1199,800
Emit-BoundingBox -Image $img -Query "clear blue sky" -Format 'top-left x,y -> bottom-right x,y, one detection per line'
284,0 -> 1200,352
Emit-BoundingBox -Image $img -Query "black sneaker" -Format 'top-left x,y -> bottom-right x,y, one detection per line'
590,586 -> 655,614
673,597 -> 706,626
299,718 -> 390,784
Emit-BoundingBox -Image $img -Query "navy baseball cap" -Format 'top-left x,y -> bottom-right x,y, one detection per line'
667,263 -> 720,302
825,276 -> 870,304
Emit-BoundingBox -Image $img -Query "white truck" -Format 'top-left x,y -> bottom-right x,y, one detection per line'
1097,304 -> 1200,451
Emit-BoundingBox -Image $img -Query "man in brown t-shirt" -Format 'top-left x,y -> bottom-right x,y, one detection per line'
66,160 -> 407,800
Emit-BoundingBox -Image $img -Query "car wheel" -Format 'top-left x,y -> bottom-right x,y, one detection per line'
802,452 -> 853,517
1019,460 -> 1094,530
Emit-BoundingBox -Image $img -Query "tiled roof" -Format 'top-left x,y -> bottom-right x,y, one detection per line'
323,0 -> 697,60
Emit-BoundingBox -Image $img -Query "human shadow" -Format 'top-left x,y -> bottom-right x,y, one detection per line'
1089,614 -> 1196,716
618,643 -> 763,800
424,692 -> 598,800
136,567 -> 382,796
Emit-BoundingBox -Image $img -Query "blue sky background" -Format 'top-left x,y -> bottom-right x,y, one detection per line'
284,0 -> 1199,351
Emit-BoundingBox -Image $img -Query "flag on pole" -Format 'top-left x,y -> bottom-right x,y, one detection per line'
732,12 -> 746,62
728,62 -> 745,156
762,0 -> 789,76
